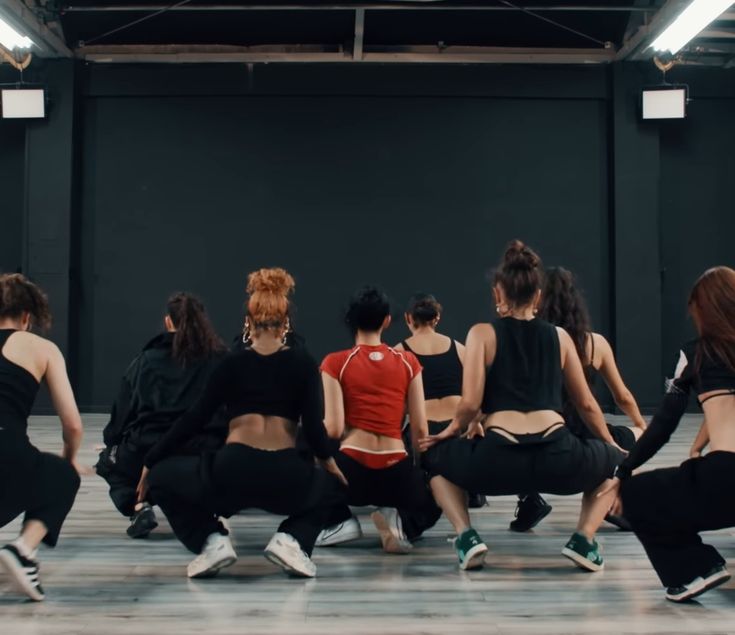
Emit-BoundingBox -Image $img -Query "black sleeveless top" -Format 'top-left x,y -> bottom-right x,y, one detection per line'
481,318 -> 563,414
0,330 -> 41,434
402,338 -> 463,400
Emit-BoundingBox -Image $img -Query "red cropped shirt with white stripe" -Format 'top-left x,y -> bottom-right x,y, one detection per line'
320,344 -> 422,440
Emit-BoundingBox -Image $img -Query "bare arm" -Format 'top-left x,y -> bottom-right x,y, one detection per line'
455,341 -> 466,364
44,343 -> 84,463
690,419 -> 709,457
595,334 -> 648,430
454,324 -> 490,431
407,373 -> 429,450
322,372 -> 345,440
559,328 -> 615,445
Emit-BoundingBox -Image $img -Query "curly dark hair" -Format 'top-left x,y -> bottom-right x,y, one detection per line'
539,267 -> 592,365
0,273 -> 52,332
345,286 -> 391,334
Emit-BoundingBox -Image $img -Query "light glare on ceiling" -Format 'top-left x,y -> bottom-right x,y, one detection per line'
0,16 -> 34,50
651,0 -> 734,54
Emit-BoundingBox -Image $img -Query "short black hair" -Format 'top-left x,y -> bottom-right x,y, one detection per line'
345,286 -> 390,333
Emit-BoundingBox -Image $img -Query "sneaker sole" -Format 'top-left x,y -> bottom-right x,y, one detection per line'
187,555 -> 236,579
127,518 -> 159,540
371,511 -> 412,554
459,543 -> 488,571
666,570 -> 731,603
509,505 -> 552,533
263,549 -> 315,578
0,549 -> 44,601
315,527 -> 363,548
561,547 -> 604,572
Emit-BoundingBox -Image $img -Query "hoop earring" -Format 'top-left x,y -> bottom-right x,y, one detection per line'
281,319 -> 291,346
242,322 -> 251,346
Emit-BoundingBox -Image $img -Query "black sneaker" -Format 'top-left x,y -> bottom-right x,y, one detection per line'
467,493 -> 487,509
509,493 -> 552,532
127,503 -> 158,539
0,544 -> 45,601
666,565 -> 731,603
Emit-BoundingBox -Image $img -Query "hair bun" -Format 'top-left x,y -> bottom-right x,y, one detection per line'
247,268 -> 295,298
503,239 -> 540,272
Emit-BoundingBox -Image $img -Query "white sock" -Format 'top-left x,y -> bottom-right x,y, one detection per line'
12,537 -> 36,560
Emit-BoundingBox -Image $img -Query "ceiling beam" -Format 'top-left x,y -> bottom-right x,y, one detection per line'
0,0 -> 72,57
353,8 -> 364,61
62,3 -> 654,12
77,43 -> 617,65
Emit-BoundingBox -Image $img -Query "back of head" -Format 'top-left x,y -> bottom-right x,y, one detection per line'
167,292 -> 225,366
345,286 -> 390,334
688,266 -> 735,373
494,239 -> 544,308
246,267 -> 295,330
407,293 -> 442,328
0,273 -> 52,332
540,267 -> 591,362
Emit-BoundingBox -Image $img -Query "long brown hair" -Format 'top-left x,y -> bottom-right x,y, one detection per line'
167,293 -> 225,366
688,266 -> 735,374
0,273 -> 52,332
540,267 -> 592,366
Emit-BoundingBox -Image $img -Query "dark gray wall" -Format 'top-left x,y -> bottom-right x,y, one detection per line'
77,93 -> 609,407
2,61 -> 734,412
0,121 -> 25,274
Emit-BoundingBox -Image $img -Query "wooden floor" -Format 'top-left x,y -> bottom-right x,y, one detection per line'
2,415 -> 734,634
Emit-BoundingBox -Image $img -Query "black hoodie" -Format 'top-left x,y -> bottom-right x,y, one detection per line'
102,332 -> 226,449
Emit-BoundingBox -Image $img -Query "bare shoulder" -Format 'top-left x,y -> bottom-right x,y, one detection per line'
555,326 -> 572,346
591,332 -> 613,355
468,323 -> 494,338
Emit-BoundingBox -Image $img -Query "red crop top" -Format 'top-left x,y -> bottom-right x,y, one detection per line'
321,344 -> 422,440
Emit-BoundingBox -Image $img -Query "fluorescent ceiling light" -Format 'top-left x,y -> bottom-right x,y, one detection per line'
651,0 -> 734,54
0,16 -> 34,50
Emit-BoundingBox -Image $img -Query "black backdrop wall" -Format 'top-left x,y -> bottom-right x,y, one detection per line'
1,61 -> 733,411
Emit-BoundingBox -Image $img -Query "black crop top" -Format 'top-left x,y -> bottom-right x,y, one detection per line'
481,318 -> 563,414
144,346 -> 333,466
0,330 -> 40,435
617,339 -> 735,479
401,339 -> 463,400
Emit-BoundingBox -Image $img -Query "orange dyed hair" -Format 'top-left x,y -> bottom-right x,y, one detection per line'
246,267 -> 295,328
688,266 -> 735,374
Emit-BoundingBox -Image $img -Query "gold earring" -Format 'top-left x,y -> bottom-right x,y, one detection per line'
281,319 -> 291,345
242,322 -> 251,346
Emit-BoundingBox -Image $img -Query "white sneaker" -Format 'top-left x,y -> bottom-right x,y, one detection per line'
371,508 -> 412,554
187,533 -> 237,579
264,532 -> 317,578
315,516 -> 363,547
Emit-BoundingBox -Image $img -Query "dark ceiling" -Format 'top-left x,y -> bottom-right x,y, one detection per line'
7,1 -> 735,65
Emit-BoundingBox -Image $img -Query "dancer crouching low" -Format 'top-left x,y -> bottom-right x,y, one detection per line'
420,241 -> 625,571
316,287 -> 440,553
140,268 -> 345,579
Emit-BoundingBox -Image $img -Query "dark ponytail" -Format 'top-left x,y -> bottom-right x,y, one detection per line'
494,239 -> 544,308
167,293 -> 225,366
407,293 -> 442,327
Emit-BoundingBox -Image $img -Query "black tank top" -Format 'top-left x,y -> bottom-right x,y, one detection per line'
481,318 -> 563,414
402,338 -> 463,400
0,330 -> 41,434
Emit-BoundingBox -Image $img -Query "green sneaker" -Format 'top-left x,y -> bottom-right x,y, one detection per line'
454,528 -> 488,570
562,531 -> 604,572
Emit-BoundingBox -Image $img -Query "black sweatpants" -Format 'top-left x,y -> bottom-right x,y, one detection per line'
325,451 -> 441,535
0,429 -> 80,547
423,426 -> 623,496
621,451 -> 735,588
148,443 -> 342,555
97,433 -> 223,517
